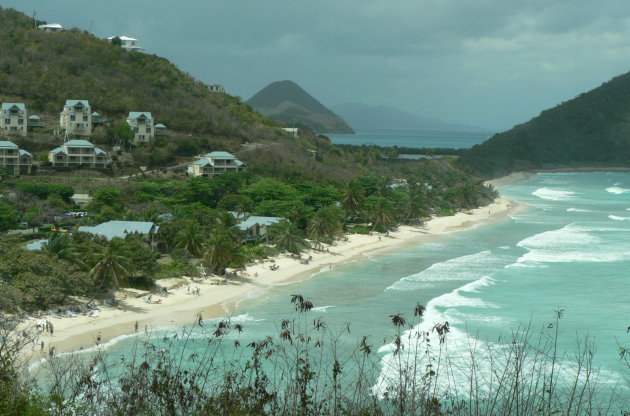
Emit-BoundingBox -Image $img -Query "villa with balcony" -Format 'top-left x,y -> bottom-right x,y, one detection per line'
127,112 -> 154,145
48,139 -> 110,169
107,35 -> 144,52
59,100 -> 92,136
0,141 -> 32,174
1,103 -> 27,136
187,151 -> 246,177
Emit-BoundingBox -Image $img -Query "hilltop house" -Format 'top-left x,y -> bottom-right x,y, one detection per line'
0,103 -> 27,136
38,23 -> 64,32
237,216 -> 284,241
78,220 -> 159,249
127,112 -> 154,145
281,127 -> 299,138
0,140 -> 32,174
107,35 -> 144,52
59,100 -> 92,136
187,151 -> 246,177
48,139 -> 109,169
207,84 -> 225,93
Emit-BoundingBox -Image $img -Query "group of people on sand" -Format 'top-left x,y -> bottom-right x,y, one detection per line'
144,295 -> 162,304
187,285 -> 201,295
36,320 -> 54,334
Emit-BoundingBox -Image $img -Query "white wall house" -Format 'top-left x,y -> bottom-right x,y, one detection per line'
107,35 -> 144,52
48,139 -> 109,169
187,151 -> 246,177
0,141 -> 32,174
127,112 -> 154,145
281,127 -> 299,138
60,100 -> 92,136
0,103 -> 27,136
207,84 -> 225,93
38,23 -> 64,32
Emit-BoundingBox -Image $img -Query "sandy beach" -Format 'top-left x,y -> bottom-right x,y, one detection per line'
24,195 -> 526,360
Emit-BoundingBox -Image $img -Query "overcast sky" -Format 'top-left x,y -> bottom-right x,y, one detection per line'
4,0 -> 630,131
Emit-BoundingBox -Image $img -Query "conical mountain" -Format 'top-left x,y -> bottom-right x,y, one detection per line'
247,80 -> 354,134
460,71 -> 630,178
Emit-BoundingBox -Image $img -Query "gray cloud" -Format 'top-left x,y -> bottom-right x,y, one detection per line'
3,0 -> 630,130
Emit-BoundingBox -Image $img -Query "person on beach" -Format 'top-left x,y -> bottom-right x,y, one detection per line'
134,321 -> 138,333
49,324 -> 54,336
197,313 -> 203,326
144,324 -> 148,334
96,331 -> 102,344
40,341 -> 44,351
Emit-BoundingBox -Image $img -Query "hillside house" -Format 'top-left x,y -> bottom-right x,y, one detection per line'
107,35 -> 144,52
281,127 -> 299,138
154,123 -> 167,136
0,103 -> 27,136
70,190 -> 93,207
0,141 -> 32,174
91,112 -> 104,126
127,112 -> 154,145
78,220 -> 159,249
38,23 -> 64,32
59,100 -> 92,136
28,115 -> 45,130
187,151 -> 246,177
237,216 -> 284,241
207,84 -> 225,93
48,139 -> 110,169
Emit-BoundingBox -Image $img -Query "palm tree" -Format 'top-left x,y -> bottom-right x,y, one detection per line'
369,197 -> 395,230
42,233 -> 77,263
215,211 -> 241,241
340,181 -> 364,219
307,206 -> 341,241
175,221 -> 206,257
269,221 -> 309,254
203,232 -> 244,275
89,238 -> 132,290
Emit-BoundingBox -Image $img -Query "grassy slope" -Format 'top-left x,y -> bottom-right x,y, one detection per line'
459,71 -> 630,178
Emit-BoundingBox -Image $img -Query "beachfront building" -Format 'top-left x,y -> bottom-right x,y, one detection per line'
107,35 -> 144,52
187,151 -> 246,177
38,23 -> 64,32
0,140 -> 33,174
0,103 -> 27,136
48,139 -> 110,169
127,112 -> 154,145
78,220 -> 159,249
281,127 -> 299,138
59,100 -> 92,136
237,216 -> 285,242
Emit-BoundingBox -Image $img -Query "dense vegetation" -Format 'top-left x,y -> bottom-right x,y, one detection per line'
459,71 -> 630,178
247,80 -> 355,134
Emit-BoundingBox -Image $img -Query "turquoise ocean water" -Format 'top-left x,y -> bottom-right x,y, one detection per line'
327,128 -> 492,149
42,172 -> 630,407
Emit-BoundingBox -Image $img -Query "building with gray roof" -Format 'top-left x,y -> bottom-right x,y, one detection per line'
48,139 -> 110,169
60,100 -> 92,136
0,140 -> 32,174
1,103 -> 27,136
187,151 -> 247,177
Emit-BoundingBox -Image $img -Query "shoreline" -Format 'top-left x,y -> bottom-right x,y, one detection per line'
24,195 -> 527,362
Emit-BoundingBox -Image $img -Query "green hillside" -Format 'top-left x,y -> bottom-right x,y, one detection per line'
247,80 -> 355,134
0,7 -> 276,139
459,71 -> 630,178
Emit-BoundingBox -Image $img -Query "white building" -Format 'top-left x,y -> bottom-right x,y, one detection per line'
38,23 -> 64,32
0,103 -> 27,136
0,141 -> 32,174
107,35 -> 144,52
207,84 -> 225,93
281,127 -> 299,138
60,100 -> 92,136
187,151 -> 246,177
127,112 -> 154,145
48,139 -> 109,169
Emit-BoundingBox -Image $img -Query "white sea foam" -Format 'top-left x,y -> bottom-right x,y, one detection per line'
311,305 -> 335,312
532,187 -> 575,201
609,215 -> 630,221
567,207 -> 593,212
386,251 -> 512,291
606,186 -> 630,195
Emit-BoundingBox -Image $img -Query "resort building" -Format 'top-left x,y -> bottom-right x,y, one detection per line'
28,115 -> 45,130
281,127 -> 299,138
78,220 -> 159,248
48,139 -> 110,169
59,100 -> 92,136
38,23 -> 64,32
0,103 -> 27,136
237,216 -> 284,241
154,123 -> 167,136
127,112 -> 154,145
187,151 -> 246,177
0,140 -> 33,174
107,35 -> 144,52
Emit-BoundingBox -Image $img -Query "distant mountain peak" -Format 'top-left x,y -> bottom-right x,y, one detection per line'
247,81 -> 354,134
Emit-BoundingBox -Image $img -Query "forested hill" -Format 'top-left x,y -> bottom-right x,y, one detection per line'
0,7 -> 278,139
247,80 -> 355,134
459,70 -> 630,178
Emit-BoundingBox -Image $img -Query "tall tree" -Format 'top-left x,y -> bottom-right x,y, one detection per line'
89,238 -> 132,290
175,221 -> 206,257
203,232 -> 244,275
307,206 -> 341,241
369,197 -> 395,230
269,221 -> 309,254
340,182 -> 364,219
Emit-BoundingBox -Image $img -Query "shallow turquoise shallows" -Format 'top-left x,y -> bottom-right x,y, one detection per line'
51,172 -> 630,405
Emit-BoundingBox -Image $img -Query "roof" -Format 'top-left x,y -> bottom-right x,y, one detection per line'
64,100 -> 90,107
237,216 -> 284,231
65,139 -> 95,147
128,112 -> 153,120
94,148 -> 107,155
50,147 -> 66,155
108,35 -> 138,41
78,221 -> 158,240
19,149 -> 32,157
193,159 -> 211,166
0,141 -> 18,149
38,23 -> 63,30
91,111 -> 100,116
207,151 -> 236,159
26,239 -> 47,251
1,103 -> 25,111
28,115 -> 41,120
154,123 -> 166,128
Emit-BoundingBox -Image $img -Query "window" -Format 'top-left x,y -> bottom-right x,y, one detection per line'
70,115 -> 76,121
4,119 -> 9,124
18,119 -> 23,125
83,115 -> 88,121
146,128 -> 151,133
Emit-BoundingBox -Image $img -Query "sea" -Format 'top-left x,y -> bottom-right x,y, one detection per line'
41,171 -> 630,410
327,128 -> 492,149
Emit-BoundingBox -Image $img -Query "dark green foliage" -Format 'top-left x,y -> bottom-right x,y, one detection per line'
13,183 -> 74,201
0,202 -> 18,232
